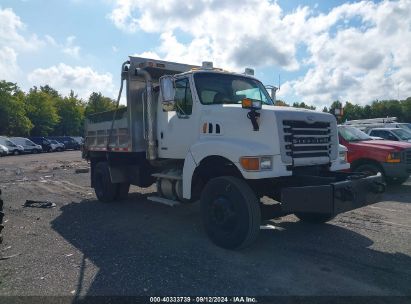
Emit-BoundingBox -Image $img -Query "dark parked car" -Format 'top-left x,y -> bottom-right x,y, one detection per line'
28,137 -> 52,152
47,136 -> 80,150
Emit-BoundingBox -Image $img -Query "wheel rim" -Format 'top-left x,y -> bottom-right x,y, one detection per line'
14,151 -> 18,155
209,196 -> 238,233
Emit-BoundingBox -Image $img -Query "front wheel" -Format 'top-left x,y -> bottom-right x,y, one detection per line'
385,176 -> 409,185
354,163 -> 382,177
295,213 -> 335,223
201,176 -> 261,250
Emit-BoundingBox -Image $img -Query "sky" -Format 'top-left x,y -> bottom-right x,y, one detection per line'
0,0 -> 410,108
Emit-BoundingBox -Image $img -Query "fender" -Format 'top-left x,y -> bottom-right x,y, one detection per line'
182,138 -> 286,199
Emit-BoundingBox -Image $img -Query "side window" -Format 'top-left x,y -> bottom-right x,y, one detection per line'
371,130 -> 383,137
386,132 -> 398,141
174,78 -> 193,117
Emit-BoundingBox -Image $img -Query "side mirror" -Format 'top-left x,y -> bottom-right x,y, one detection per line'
160,75 -> 176,112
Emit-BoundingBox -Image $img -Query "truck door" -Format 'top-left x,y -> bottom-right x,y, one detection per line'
158,76 -> 198,159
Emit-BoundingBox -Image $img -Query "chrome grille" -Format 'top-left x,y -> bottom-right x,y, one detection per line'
283,120 -> 332,159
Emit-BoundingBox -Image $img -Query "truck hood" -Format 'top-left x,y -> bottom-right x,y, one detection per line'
349,139 -> 411,150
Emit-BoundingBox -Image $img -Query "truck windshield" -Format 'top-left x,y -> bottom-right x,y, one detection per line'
338,126 -> 372,142
391,128 -> 411,140
194,72 -> 273,105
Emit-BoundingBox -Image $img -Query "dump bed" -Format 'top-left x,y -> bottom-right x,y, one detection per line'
84,107 -> 131,152
83,56 -> 197,154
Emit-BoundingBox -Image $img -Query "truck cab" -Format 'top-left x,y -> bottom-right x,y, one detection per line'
83,57 -> 384,249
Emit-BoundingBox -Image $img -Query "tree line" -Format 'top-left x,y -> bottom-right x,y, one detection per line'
1,79 -> 410,137
275,98 -> 411,123
0,80 -> 119,137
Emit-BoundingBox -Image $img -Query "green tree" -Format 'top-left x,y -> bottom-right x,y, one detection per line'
401,97 -> 411,122
340,101 -> 364,122
0,81 -> 33,136
53,90 -> 85,136
25,87 -> 60,136
292,102 -> 316,110
274,99 -> 289,107
85,92 -> 117,116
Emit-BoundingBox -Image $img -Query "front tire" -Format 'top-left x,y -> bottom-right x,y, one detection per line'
295,213 -> 334,223
93,162 -> 118,203
355,163 -> 382,177
201,176 -> 261,250
385,176 -> 409,185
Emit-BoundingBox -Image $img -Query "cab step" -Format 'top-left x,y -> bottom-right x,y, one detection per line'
147,196 -> 180,207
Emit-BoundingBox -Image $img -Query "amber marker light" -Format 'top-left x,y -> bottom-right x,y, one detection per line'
386,152 -> 401,163
240,157 -> 260,171
242,98 -> 253,109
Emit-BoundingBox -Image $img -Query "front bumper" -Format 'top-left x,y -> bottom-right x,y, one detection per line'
381,162 -> 411,179
281,173 -> 385,216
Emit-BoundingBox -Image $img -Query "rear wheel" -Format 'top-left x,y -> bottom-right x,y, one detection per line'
93,162 -> 118,203
295,213 -> 334,223
201,176 -> 261,249
116,183 -> 130,200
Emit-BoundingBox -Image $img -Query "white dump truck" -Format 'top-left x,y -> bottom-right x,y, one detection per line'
83,57 -> 384,249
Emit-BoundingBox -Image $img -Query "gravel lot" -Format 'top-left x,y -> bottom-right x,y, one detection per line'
0,151 -> 410,297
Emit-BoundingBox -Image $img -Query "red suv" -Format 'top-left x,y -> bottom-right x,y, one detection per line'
338,125 -> 411,185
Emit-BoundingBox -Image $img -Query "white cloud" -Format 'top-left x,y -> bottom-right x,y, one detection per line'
62,36 -> 81,58
0,7 -> 47,81
28,63 -> 115,100
108,0 -> 300,71
109,0 -> 411,106
0,47 -> 19,81
0,7 -> 44,51
282,0 -> 411,107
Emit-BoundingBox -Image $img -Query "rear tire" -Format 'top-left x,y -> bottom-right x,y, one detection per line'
201,176 -> 261,250
116,183 -> 130,200
93,162 -> 118,203
295,213 -> 334,223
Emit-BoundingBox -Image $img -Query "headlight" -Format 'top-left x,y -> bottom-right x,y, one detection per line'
240,156 -> 272,171
260,157 -> 272,170
386,152 -> 401,163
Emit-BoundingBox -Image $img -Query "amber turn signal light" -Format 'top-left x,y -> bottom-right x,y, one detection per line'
240,157 -> 260,171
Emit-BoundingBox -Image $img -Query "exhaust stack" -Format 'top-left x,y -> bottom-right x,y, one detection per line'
136,68 -> 157,160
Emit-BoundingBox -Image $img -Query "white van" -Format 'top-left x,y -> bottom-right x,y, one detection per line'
0,136 -> 25,155
9,137 -> 42,154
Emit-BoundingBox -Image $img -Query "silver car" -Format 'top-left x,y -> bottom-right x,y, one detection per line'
368,128 -> 411,143
0,144 -> 8,156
